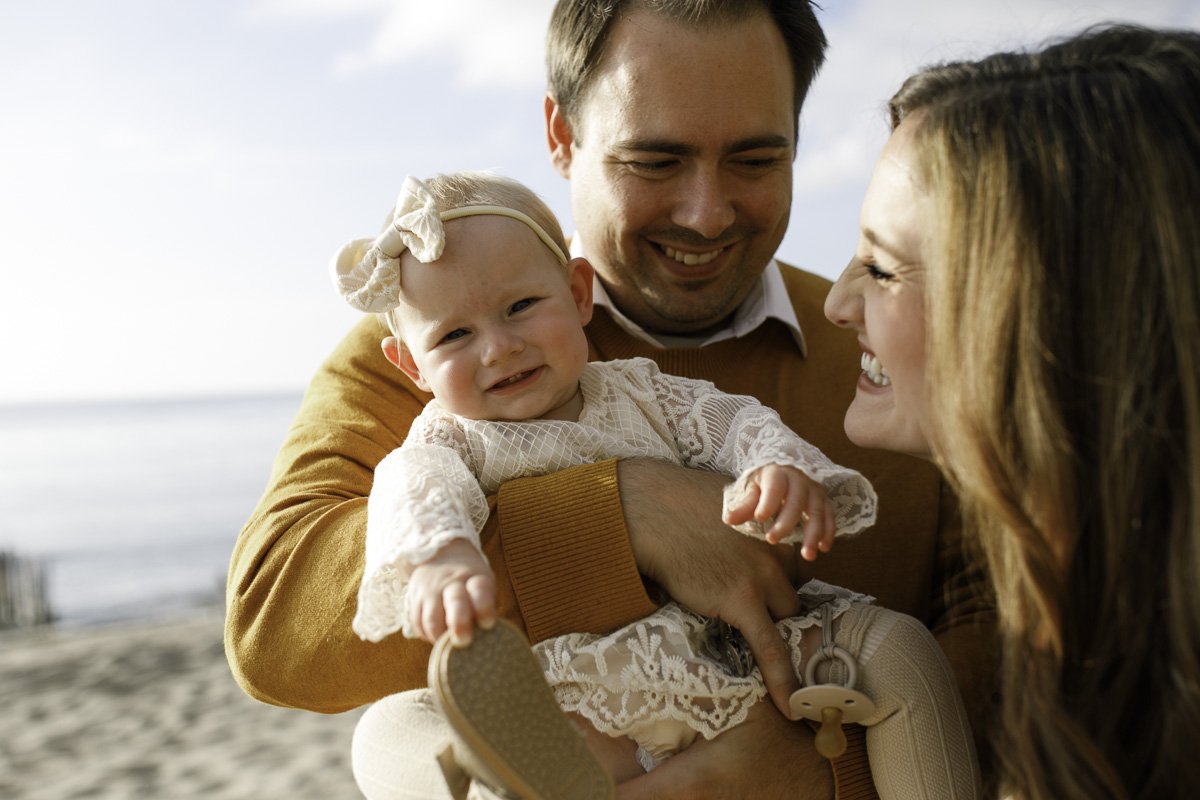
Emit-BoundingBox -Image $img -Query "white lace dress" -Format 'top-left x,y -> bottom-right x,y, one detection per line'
354,357 -> 877,765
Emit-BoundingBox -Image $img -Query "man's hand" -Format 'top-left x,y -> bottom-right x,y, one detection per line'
617,700 -> 834,799
405,539 -> 496,645
617,459 -> 803,714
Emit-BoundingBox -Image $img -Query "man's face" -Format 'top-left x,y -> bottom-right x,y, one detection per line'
547,9 -> 796,336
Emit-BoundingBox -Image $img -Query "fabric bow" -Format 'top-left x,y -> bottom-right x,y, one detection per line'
330,176 -> 445,314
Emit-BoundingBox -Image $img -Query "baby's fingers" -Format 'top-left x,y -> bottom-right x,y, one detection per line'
442,582 -> 475,645
766,485 -> 809,544
467,573 -> 497,632
799,496 -> 837,561
754,469 -> 790,524
723,481 -> 762,526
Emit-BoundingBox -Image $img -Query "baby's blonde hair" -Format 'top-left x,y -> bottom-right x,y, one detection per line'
380,171 -> 568,337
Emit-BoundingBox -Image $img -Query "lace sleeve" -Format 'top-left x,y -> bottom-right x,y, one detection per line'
351,430 -> 490,642
651,369 -> 876,538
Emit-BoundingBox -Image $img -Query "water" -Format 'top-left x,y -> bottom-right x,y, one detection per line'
0,394 -> 303,626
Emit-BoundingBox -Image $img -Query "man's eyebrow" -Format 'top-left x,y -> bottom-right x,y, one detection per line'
614,135 -> 793,155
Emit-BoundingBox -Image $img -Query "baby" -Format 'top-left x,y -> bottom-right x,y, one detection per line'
333,172 -> 980,799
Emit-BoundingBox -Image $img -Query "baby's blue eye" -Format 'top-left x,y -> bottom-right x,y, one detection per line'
442,328 -> 468,343
510,298 -> 536,314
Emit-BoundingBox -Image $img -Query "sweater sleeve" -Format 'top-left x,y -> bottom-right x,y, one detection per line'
224,318 -> 658,712
497,458 -> 660,643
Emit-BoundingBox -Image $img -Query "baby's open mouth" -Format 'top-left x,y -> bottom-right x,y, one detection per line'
491,369 -> 537,390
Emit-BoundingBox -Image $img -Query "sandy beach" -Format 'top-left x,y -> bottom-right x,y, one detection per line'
0,608 -> 366,799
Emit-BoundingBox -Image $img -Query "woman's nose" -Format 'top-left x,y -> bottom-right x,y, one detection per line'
824,262 -> 861,329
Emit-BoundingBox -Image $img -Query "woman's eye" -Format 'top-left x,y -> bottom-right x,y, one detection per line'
510,298 -> 536,314
865,262 -> 896,283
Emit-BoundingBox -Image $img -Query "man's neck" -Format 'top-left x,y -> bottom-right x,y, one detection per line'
570,235 -> 804,353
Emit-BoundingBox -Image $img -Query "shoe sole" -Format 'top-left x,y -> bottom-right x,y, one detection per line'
429,620 -> 615,800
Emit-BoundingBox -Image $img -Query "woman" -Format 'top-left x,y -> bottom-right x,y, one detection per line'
825,24 -> 1200,799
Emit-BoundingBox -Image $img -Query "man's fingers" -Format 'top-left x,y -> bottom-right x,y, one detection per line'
732,607 -> 800,716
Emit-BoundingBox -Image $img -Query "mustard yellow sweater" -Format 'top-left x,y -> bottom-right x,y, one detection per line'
226,264 -> 996,799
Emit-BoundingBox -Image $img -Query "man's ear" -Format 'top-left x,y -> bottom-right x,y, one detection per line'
545,93 -> 575,179
381,336 -> 431,392
567,257 -> 594,326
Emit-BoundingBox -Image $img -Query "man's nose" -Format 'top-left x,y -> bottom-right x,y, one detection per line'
670,166 -> 736,240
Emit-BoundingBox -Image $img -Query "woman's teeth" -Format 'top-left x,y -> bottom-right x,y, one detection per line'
860,352 -> 891,386
664,246 -> 720,266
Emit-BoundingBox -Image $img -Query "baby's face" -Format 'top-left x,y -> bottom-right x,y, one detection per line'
392,215 -> 592,422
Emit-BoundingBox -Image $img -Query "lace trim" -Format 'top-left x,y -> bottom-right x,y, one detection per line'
536,581 -> 870,745
354,358 -> 877,643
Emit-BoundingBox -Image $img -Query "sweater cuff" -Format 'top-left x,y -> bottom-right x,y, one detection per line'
497,459 -> 659,643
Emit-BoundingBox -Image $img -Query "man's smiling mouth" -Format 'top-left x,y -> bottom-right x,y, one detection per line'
663,245 -> 723,266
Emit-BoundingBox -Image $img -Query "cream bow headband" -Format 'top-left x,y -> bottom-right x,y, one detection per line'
331,176 -> 568,314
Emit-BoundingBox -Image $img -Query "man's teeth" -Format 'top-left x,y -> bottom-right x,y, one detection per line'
664,246 -> 720,266
860,352 -> 891,386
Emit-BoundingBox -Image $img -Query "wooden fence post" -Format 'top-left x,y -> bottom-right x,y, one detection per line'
0,550 -> 53,629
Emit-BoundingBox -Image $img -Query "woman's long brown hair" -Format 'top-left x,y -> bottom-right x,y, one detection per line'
892,25 -> 1200,799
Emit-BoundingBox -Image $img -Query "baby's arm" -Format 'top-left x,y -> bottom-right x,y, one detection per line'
645,359 -> 876,550
353,429 -> 494,645
404,538 -> 496,645
722,464 -> 836,561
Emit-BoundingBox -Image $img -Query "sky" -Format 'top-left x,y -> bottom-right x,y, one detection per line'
2,0 -> 1197,405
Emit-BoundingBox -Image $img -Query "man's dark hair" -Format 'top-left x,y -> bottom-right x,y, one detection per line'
546,0 -> 827,134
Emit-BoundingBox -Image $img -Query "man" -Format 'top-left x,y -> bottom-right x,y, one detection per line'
226,2 -> 996,797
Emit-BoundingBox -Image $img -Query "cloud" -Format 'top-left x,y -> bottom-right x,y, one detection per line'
784,0 -> 1200,274
245,0 -> 553,88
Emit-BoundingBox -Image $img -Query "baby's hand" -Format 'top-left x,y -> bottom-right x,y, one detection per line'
405,539 -> 496,645
722,465 -> 836,561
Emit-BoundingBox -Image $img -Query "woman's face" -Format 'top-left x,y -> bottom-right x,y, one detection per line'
824,118 -> 932,458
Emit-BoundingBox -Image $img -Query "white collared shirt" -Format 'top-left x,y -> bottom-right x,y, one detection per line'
570,236 -> 808,356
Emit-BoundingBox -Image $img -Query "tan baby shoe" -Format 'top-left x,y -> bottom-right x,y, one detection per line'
428,619 -> 615,800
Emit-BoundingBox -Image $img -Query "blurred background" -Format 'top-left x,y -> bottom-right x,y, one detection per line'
2,0 -> 1197,625
2,3 -> 1197,798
